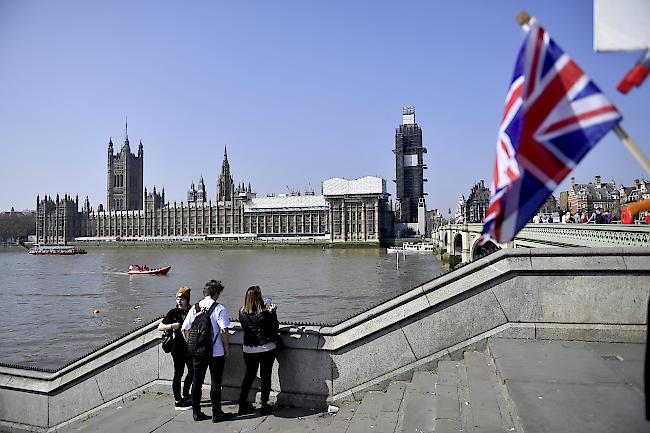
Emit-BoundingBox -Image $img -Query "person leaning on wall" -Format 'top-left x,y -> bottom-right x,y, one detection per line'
158,286 -> 193,409
237,285 -> 279,416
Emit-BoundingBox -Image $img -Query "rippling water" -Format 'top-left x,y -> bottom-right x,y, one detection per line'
0,246 -> 443,369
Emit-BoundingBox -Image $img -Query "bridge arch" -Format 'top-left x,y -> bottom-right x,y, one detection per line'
471,237 -> 501,260
453,233 -> 463,256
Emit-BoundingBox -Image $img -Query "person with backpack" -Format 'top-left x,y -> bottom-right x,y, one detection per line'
181,280 -> 234,423
237,285 -> 279,416
158,286 -> 193,409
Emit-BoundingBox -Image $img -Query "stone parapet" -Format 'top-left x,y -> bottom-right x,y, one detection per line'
1,247 -> 648,432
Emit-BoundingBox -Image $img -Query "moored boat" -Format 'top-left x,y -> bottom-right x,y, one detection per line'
387,242 -> 435,254
28,245 -> 87,255
127,264 -> 171,275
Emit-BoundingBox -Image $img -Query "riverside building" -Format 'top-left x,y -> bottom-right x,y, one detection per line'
36,131 -> 392,244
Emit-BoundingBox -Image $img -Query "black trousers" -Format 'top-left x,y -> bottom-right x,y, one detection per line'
172,352 -> 193,401
239,350 -> 276,404
191,356 -> 225,415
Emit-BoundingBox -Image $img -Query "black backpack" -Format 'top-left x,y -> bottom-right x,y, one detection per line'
187,302 -> 219,358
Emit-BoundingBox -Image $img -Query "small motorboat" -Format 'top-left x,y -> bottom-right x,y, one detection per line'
128,264 -> 171,275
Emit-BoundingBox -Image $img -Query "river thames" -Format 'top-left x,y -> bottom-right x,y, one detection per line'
0,246 -> 443,369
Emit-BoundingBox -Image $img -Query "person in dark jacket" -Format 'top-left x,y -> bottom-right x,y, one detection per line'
238,285 -> 279,416
158,286 -> 193,408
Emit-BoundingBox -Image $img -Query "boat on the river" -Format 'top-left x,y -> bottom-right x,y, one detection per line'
387,242 -> 435,254
28,245 -> 87,255
127,264 -> 171,275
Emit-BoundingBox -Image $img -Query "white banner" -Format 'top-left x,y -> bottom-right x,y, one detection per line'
594,0 -> 650,52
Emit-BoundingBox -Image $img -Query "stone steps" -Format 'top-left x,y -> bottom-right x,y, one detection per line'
344,349 -> 513,433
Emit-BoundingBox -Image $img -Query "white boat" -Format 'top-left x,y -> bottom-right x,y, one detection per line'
387,242 -> 435,254
28,245 -> 87,255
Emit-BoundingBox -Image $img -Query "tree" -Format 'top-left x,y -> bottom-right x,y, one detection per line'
0,211 -> 36,242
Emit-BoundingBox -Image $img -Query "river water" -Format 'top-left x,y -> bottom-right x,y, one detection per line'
0,246 -> 443,370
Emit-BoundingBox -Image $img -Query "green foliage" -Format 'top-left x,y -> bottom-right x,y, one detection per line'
0,212 -> 35,242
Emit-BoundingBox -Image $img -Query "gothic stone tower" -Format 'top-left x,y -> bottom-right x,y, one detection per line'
394,106 -> 427,223
217,146 -> 234,202
107,124 -> 144,211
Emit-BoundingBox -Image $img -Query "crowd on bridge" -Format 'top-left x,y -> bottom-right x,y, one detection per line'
533,207 -> 612,224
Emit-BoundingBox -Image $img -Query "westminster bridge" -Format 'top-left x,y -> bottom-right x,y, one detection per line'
433,223 -> 650,264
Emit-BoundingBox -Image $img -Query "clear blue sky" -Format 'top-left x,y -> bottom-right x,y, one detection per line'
0,0 -> 647,213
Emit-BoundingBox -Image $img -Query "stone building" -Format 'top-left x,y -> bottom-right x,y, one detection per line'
37,132 -> 392,244
36,194 -> 92,244
106,127 -> 143,211
620,179 -> 650,203
323,177 -> 391,243
567,176 -> 619,214
243,195 -> 328,236
394,106 -> 427,224
463,180 -> 490,223
187,176 -> 207,203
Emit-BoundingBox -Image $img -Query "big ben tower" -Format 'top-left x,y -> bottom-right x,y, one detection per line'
394,106 -> 427,223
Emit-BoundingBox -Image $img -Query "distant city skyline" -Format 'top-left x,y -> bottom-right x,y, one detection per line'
1,1 -> 648,214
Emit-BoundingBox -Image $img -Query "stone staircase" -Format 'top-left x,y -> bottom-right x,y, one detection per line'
329,350 -> 516,433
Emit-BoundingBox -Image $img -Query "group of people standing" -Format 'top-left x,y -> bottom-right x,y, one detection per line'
532,208 -> 613,224
158,280 -> 279,422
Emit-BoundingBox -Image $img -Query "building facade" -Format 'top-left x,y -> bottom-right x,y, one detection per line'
323,177 -> 391,242
567,176 -> 619,214
394,106 -> 427,224
36,194 -> 92,244
187,176 -> 207,203
463,180 -> 490,223
107,129 -> 143,211
37,139 -> 390,243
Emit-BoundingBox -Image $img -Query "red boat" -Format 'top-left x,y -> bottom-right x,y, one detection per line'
128,264 -> 171,275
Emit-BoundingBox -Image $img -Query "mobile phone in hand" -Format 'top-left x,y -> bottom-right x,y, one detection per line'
265,298 -> 272,308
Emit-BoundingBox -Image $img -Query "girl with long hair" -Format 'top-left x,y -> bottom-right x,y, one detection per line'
238,285 -> 279,416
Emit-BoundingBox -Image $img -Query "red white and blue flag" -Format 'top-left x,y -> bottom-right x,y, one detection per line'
480,18 -> 622,244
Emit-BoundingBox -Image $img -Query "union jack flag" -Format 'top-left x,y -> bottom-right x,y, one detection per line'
480,18 -> 622,244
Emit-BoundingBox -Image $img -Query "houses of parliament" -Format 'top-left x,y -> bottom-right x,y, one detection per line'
36,130 -> 398,245
36,108 -> 429,245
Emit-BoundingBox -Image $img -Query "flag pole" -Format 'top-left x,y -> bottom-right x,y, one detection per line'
612,125 -> 650,175
515,10 -> 650,176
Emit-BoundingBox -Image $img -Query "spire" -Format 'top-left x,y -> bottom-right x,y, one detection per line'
138,139 -> 143,157
123,116 -> 130,147
224,145 -> 228,160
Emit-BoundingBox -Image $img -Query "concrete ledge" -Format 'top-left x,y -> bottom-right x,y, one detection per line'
1,247 -> 648,431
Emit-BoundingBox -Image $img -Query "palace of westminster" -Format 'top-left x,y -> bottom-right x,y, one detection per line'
36,107 -> 429,244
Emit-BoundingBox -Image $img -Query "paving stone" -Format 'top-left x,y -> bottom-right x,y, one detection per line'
436,361 -> 461,386
345,391 -> 384,433
455,360 -> 474,433
505,381 -> 647,433
373,381 -> 407,433
396,371 -> 436,433
60,394 -> 176,433
490,338 -> 622,384
464,351 -> 505,433
319,401 -> 356,433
